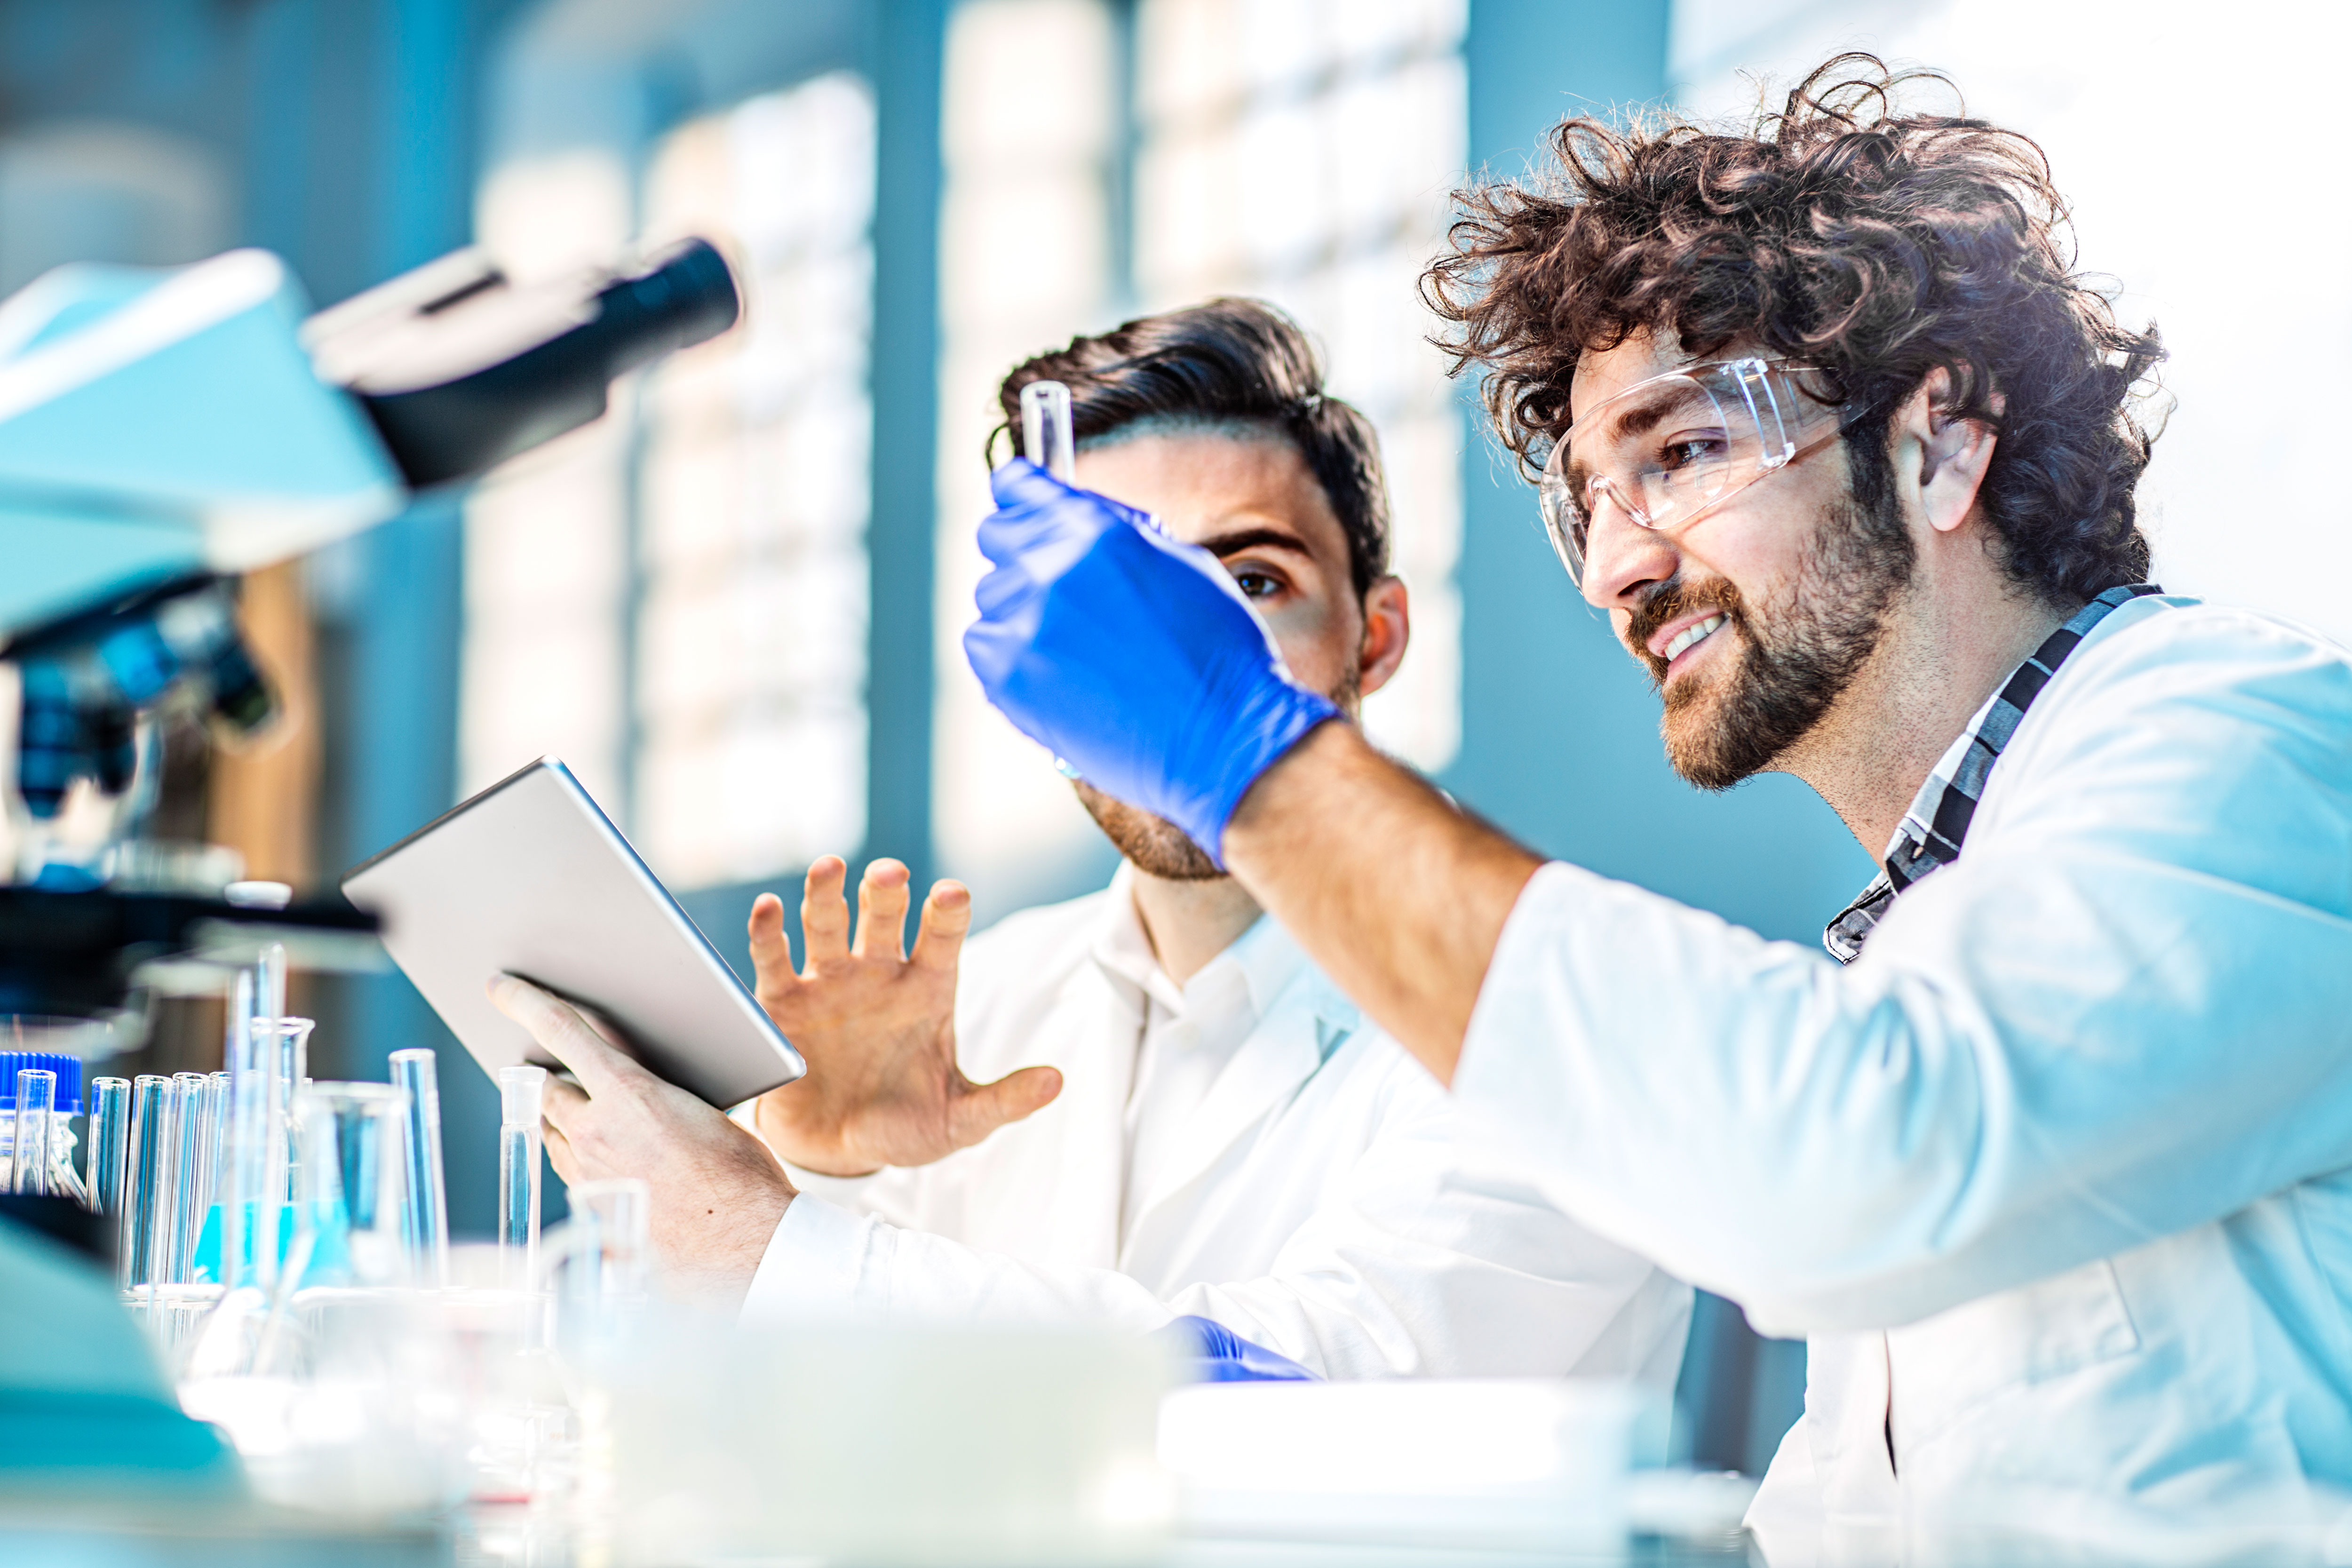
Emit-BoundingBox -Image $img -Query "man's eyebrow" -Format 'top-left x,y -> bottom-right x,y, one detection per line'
1562,384 -> 1709,486
1194,525 -> 1314,558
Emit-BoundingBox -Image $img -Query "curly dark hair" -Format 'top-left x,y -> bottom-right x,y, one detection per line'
993,298 -> 1391,597
1422,54 -> 2162,605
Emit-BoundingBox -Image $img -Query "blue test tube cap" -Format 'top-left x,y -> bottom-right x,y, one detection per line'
0,1052 -> 82,1114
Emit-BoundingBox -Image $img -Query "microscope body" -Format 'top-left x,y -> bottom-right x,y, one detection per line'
0,237 -> 739,1039
0,234 -> 736,1499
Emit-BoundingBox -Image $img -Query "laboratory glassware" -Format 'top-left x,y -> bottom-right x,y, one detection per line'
1021,378 -> 1089,781
1,1055 -> 82,1199
294,1082 -> 414,1289
498,1064 -> 547,1289
552,1176 -> 651,1303
259,942 -> 287,1031
222,969 -> 286,1291
167,1071 -> 214,1281
270,1014 -> 317,1274
122,1074 -> 179,1290
1021,379 -> 1077,483
85,1075 -> 130,1215
8,1067 -> 55,1195
203,1070 -> 230,1211
389,1048 -> 450,1286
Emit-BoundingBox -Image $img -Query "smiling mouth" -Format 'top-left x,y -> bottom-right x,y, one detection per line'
1663,613 -> 1728,664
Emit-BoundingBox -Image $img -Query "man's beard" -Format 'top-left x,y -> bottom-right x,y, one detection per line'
1074,660 -> 1362,881
1629,484 -> 1914,791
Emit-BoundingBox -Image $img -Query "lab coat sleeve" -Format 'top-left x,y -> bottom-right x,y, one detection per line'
1157,1078 -> 1686,1382
742,1058 -> 1680,1380
1449,607 -> 2352,1336
742,1191 -> 1177,1335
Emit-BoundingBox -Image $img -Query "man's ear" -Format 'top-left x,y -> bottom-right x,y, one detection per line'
1903,369 -> 2000,536
1357,576 -> 1410,699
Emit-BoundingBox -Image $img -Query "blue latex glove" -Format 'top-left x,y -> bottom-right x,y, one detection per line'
962,460 -> 1339,865
1159,1314 -> 1319,1383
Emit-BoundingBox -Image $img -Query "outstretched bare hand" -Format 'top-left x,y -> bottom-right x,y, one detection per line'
746,856 -> 1062,1177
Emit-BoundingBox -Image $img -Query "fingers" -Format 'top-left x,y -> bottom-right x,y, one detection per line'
851,859 -> 911,962
988,456 -> 1064,510
801,856 -> 850,965
488,975 -> 636,1098
748,892 -> 797,1002
543,1120 -> 580,1185
908,880 -> 973,973
538,1070 -> 592,1133
951,1065 -> 1064,1147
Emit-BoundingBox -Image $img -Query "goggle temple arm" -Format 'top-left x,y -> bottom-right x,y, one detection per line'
1730,360 -> 1798,468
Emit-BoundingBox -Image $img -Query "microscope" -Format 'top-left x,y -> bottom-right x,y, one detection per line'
0,234 -> 739,1492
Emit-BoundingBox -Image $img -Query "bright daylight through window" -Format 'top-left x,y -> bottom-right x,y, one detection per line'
461,73 -> 876,891
933,0 -> 1467,910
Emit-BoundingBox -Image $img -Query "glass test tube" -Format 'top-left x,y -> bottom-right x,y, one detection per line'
123,1075 -> 179,1289
167,1072 -> 213,1282
222,970 -> 281,1291
1021,379 -> 1077,483
259,943 -> 287,1034
388,1049 -> 450,1286
275,1016 -> 314,1204
11,1068 -> 56,1195
203,1071 -> 230,1206
86,1076 -> 131,1216
1022,378 -> 1087,781
498,1064 -> 547,1289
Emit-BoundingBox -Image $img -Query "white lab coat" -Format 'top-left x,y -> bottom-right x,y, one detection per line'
1449,597 -> 2352,1560
742,870 -> 1691,1384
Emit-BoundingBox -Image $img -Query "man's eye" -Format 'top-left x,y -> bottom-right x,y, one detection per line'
1658,434 -> 1729,471
1232,570 -> 1281,599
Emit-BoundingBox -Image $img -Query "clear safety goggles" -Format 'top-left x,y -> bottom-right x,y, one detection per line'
1537,357 -> 1842,587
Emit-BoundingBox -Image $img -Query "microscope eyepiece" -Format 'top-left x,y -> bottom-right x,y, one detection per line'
310,237 -> 743,490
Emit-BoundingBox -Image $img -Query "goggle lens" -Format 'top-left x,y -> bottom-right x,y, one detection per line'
1538,358 -> 1826,587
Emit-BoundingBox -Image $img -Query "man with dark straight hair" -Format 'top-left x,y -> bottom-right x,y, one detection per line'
492,298 -> 1690,1388
962,58 -> 2352,1552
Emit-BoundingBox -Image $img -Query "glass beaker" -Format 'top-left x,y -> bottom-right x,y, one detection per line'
293,1082 -> 414,1290
546,1177 -> 652,1309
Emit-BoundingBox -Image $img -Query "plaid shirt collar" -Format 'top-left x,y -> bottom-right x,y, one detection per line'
1823,583 -> 2166,964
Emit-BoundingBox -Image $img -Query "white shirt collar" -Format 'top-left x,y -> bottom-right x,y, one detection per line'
1089,860 -> 1310,1029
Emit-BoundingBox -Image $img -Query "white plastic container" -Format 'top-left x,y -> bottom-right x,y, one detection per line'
1158,1377 -> 1645,1553
596,1318 -> 1178,1567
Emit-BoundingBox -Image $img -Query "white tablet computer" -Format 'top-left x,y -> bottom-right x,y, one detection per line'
342,757 -> 805,1107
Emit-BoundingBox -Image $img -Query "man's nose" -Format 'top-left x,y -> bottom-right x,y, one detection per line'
1580,495 -> 1680,611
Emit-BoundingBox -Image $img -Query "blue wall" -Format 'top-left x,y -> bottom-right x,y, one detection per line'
1446,0 -> 1845,1475
1443,0 -> 1869,941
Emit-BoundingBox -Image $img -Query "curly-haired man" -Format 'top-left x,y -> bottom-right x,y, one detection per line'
964,56 -> 2352,1553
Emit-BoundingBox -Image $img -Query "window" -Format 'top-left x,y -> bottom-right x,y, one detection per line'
635,76 -> 877,888
932,0 -> 1124,907
931,0 -> 1469,908
1134,0 -> 1467,770
462,74 -> 877,891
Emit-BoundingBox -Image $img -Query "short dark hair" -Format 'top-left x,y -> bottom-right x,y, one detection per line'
993,298 -> 1392,597
1422,55 -> 2162,605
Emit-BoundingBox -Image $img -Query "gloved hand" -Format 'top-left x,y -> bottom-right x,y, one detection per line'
962,459 -> 1339,865
1158,1314 -> 1319,1383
